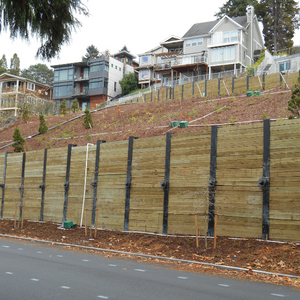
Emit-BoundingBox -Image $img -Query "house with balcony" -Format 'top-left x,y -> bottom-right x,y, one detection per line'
137,5 -> 264,87
51,50 -> 138,111
0,73 -> 52,115
112,49 -> 139,74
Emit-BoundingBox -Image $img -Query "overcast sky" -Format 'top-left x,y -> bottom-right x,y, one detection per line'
1,0 -> 300,70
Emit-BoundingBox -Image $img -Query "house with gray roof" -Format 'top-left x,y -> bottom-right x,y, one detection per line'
136,5 -> 264,87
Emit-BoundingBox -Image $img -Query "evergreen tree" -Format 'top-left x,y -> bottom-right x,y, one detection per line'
12,126 -> 25,152
21,63 -> 54,85
10,53 -> 20,75
82,44 -> 100,61
257,0 -> 300,52
71,98 -> 79,113
59,99 -> 67,115
119,72 -> 138,95
120,45 -> 129,52
38,112 -> 48,134
214,0 -> 258,19
83,107 -> 93,129
0,54 -> 8,74
0,0 -> 89,59
22,105 -> 30,123
288,77 -> 300,118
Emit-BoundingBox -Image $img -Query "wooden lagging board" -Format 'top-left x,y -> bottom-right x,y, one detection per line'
97,140 -> 128,230
215,123 -> 264,238
168,130 -> 211,235
269,119 -> 300,241
129,136 -> 165,233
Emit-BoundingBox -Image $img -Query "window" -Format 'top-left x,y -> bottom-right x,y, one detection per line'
142,56 -> 149,63
83,68 -> 89,78
141,70 -> 149,78
119,67 -> 121,71
111,64 -> 113,68
223,31 -> 238,43
90,64 -> 100,73
54,67 -> 73,82
192,39 -> 197,46
89,78 -> 104,89
186,40 -> 191,47
27,82 -> 35,91
114,82 -> 116,92
279,61 -> 291,72
198,38 -> 203,46
53,83 -> 73,97
211,46 -> 236,63
115,65 -> 117,70
231,31 -> 238,42
105,64 -> 109,72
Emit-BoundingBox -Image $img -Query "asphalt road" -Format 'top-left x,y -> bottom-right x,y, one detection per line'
0,238 -> 299,300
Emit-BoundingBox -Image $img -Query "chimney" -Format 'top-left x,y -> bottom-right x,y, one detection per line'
247,5 -> 254,23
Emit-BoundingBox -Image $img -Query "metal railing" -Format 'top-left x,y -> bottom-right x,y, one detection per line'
208,35 -> 241,46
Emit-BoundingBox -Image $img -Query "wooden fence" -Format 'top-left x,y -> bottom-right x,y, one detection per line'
0,119 -> 300,242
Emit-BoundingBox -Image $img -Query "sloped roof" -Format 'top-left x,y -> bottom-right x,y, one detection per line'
183,16 -> 248,38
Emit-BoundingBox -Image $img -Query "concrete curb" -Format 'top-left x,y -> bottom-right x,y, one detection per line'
1,233 -> 299,280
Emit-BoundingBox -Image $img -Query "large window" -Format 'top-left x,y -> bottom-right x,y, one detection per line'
211,46 -> 236,63
90,62 -> 109,73
186,38 -> 203,47
89,78 -> 108,89
142,56 -> 149,63
141,70 -> 149,78
53,82 -> 73,97
54,67 -> 73,82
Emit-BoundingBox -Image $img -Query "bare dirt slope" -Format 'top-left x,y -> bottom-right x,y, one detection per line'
0,86 -> 291,152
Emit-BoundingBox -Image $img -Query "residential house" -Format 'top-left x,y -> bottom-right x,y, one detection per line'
51,50 -> 138,111
0,73 -> 53,116
112,50 -> 139,74
137,5 -> 264,87
136,45 -> 168,88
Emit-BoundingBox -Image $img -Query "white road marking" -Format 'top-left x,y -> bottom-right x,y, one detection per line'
271,294 -> 286,297
109,264 -> 116,267
97,296 -> 109,299
134,269 -> 146,272
5,272 -> 13,275
2,245 -> 10,248
61,286 -> 70,289
177,276 -> 188,279
18,248 -> 23,250
37,251 -> 43,254
30,278 -> 39,282
57,255 -> 63,257
218,284 -> 230,287
82,259 -> 89,262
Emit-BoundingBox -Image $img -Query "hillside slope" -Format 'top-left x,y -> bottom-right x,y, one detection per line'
0,86 -> 291,153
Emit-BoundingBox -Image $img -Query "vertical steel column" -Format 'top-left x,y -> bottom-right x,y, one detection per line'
166,87 -> 168,99
144,94 -> 146,102
260,119 -> 270,239
205,79 -> 207,97
151,92 -> 153,102
19,152 -> 26,220
247,76 -> 250,90
218,78 -> 221,96
182,85 -> 184,99
124,136 -> 137,231
192,81 -> 195,96
232,77 -> 235,94
90,140 -> 106,227
171,87 -> 174,100
63,144 -> 76,223
158,89 -> 160,101
0,152 -> 10,219
39,148 -> 48,221
262,73 -> 265,90
161,132 -> 172,234
208,126 -> 218,236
